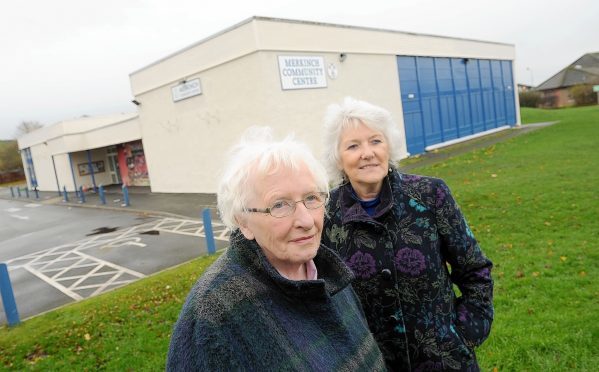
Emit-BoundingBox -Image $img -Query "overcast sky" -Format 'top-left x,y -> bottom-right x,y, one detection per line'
1,0 -> 597,140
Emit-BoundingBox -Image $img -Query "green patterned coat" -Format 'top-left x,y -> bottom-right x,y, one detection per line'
166,231 -> 386,371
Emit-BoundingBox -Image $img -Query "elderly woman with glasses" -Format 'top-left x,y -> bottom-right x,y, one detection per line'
321,98 -> 494,371
166,127 -> 385,371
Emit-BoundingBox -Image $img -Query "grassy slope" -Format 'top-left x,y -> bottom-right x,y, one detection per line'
0,255 -> 220,371
414,106 -> 599,370
1,107 -> 597,371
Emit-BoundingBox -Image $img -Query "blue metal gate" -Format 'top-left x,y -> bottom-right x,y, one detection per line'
398,56 -> 517,155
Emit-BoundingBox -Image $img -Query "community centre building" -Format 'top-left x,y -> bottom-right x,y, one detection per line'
18,16 -> 520,194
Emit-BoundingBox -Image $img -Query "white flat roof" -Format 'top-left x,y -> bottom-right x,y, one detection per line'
131,16 -> 513,75
18,112 -> 139,150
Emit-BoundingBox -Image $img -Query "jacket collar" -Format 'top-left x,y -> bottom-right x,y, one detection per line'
228,230 -> 354,299
339,168 -> 395,224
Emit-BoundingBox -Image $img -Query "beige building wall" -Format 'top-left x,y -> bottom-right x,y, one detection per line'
135,50 -> 405,193
52,153 -> 74,192
22,143 -> 56,192
131,17 -> 515,193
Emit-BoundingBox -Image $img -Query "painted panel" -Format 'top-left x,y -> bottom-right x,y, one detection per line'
451,58 -> 473,136
467,60 -> 486,133
479,60 -> 497,129
491,60 -> 507,126
417,57 -> 443,145
502,60 -> 517,124
435,58 -> 458,140
398,56 -> 426,154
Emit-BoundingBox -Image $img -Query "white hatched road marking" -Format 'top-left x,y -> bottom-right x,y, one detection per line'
10,214 -> 29,220
153,217 -> 230,240
6,216 -> 230,301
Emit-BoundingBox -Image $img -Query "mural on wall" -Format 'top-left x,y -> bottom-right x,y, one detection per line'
117,140 -> 150,186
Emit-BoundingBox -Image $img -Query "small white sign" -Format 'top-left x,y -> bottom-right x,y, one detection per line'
278,56 -> 327,90
593,85 -> 599,92
172,79 -> 202,102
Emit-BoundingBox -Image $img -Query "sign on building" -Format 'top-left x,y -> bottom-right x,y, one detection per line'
278,56 -> 327,90
172,79 -> 202,102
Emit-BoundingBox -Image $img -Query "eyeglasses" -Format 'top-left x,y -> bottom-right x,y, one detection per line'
244,192 -> 329,218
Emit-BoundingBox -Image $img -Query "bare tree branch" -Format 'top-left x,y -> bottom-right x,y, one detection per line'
15,120 -> 44,137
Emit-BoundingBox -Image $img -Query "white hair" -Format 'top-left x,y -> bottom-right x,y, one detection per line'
217,126 -> 329,230
322,97 -> 404,185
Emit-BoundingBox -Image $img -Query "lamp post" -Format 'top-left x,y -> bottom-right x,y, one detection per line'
526,67 -> 535,87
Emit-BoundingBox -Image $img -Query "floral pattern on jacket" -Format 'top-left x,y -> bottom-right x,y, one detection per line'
323,168 -> 494,371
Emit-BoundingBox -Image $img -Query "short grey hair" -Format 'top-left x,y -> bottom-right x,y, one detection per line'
217,126 -> 329,230
323,97 -> 404,185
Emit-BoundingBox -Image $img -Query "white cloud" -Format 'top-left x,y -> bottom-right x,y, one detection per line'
1,0 -> 598,139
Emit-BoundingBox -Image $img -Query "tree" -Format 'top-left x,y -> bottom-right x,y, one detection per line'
15,120 -> 43,138
519,90 -> 542,108
0,140 -> 23,171
570,84 -> 597,106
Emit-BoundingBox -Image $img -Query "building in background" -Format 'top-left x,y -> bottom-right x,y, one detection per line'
518,84 -> 534,92
535,52 -> 599,108
17,114 -> 142,194
18,16 -> 519,194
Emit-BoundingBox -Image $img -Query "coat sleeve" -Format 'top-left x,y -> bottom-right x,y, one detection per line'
433,179 -> 494,348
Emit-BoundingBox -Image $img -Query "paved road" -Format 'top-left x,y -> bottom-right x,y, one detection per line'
0,199 -> 229,325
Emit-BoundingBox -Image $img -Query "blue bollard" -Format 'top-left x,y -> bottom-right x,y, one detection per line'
17,187 -> 21,197
63,186 -> 69,202
99,185 -> 106,205
9,187 -> 14,198
122,185 -> 130,207
0,263 -> 20,326
79,186 -> 86,203
202,209 -> 216,255
24,188 -> 29,198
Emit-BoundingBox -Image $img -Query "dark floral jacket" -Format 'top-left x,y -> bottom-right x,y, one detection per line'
323,168 -> 494,371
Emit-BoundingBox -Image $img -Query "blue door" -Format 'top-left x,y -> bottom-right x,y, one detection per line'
502,60 -> 517,124
491,60 -> 507,126
398,56 -> 426,154
435,58 -> 458,141
451,58 -> 473,137
478,59 -> 497,130
398,56 -> 517,155
467,59 -> 486,134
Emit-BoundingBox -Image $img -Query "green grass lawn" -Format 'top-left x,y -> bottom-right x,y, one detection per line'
0,256 -> 220,371
415,106 -> 599,371
1,106 -> 598,371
